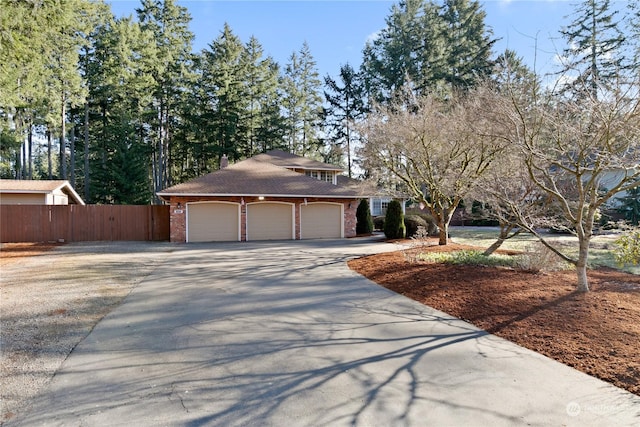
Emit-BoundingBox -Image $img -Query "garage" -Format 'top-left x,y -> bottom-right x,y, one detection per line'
300,202 -> 343,239
247,202 -> 294,240
187,202 -> 240,242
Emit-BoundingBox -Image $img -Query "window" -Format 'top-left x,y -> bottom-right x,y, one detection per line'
306,170 -> 334,183
371,198 -> 391,216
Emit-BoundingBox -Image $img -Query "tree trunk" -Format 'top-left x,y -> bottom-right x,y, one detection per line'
27,125 -> 33,179
60,100 -> 67,179
575,237 -> 591,292
576,264 -> 589,292
47,130 -> 52,179
483,237 -> 505,256
438,223 -> 448,245
83,103 -> 90,201
69,124 -> 75,188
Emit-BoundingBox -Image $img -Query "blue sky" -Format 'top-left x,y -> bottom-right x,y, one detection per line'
107,0 -> 629,79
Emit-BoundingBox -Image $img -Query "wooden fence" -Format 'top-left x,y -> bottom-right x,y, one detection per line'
0,205 -> 170,243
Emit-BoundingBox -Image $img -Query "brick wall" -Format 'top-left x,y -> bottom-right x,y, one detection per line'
168,196 -> 358,242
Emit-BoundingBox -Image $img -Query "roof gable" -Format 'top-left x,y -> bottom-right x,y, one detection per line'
251,150 -> 343,172
0,179 -> 85,204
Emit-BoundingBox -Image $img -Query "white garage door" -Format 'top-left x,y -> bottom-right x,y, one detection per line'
300,203 -> 342,239
247,203 -> 294,240
187,202 -> 240,242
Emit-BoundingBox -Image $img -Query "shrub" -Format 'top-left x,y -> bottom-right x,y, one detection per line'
405,209 -> 439,235
373,216 -> 385,231
516,242 -> 570,272
417,250 -> 517,267
614,228 -> 640,266
404,214 -> 428,238
384,200 -> 405,239
356,199 -> 374,235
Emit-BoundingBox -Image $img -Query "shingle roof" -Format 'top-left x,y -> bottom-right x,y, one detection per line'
251,150 -> 344,171
158,158 -> 358,198
0,179 -> 85,204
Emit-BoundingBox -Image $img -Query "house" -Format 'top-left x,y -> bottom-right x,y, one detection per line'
157,150 -> 364,242
336,176 -> 407,218
0,179 -> 85,205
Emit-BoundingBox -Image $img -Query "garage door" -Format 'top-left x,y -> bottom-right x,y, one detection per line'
187,202 -> 240,242
300,203 -> 342,239
247,203 -> 294,240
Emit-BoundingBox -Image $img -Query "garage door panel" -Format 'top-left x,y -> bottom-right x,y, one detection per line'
301,203 -> 342,239
247,203 -> 293,241
188,202 -> 239,242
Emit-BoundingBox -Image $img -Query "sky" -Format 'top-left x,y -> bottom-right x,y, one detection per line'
107,0 -> 632,79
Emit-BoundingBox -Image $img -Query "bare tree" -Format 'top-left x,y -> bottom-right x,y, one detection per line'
485,78 -> 640,292
359,91 -> 505,245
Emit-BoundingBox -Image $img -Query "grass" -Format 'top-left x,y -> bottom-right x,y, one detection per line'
448,226 -> 639,275
417,250 -> 518,268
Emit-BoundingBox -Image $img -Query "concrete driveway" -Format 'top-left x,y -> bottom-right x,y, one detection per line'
8,238 -> 640,426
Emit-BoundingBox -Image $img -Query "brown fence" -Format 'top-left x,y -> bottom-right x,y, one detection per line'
0,205 -> 170,243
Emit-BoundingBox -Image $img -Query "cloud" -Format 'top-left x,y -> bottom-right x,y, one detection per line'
365,30 -> 381,45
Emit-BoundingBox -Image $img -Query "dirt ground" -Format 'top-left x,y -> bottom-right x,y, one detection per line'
0,242 -> 170,424
348,239 -> 640,397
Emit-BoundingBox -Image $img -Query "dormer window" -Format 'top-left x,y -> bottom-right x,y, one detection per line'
305,170 -> 335,184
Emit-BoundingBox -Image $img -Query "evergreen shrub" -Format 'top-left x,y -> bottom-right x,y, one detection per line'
356,199 -> 374,235
384,199 -> 405,239
373,216 -> 385,231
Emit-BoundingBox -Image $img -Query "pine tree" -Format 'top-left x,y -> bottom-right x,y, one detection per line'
137,0 -> 194,195
627,2 -> 640,77
440,0 -> 496,90
324,64 -> 365,177
240,36 -> 283,157
360,0 -> 492,102
363,0 -> 423,101
81,14 -> 156,203
200,23 -> 247,163
281,42 -> 324,157
560,0 -> 626,98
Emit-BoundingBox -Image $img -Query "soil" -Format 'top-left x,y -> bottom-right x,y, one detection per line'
0,242 -> 64,267
348,239 -> 640,397
0,241 -> 170,424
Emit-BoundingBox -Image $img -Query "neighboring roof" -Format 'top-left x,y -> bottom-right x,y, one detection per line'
251,150 -> 344,172
0,179 -> 85,205
158,158 -> 358,199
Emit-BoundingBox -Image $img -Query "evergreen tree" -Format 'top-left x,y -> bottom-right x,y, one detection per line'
240,36 -> 283,157
0,0 -> 103,180
324,64 -> 365,177
81,15 -> 155,203
281,42 -> 324,156
627,2 -> 640,77
137,0 -> 194,195
361,0 -> 424,103
360,0 -> 493,103
200,23 -> 247,163
440,0 -> 496,90
560,0 -> 626,98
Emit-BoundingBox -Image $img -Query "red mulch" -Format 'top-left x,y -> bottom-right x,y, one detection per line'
348,242 -> 640,396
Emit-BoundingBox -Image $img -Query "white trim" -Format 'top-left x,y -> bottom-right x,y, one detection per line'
246,201 -> 295,241
185,201 -> 241,242
300,201 -> 344,239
